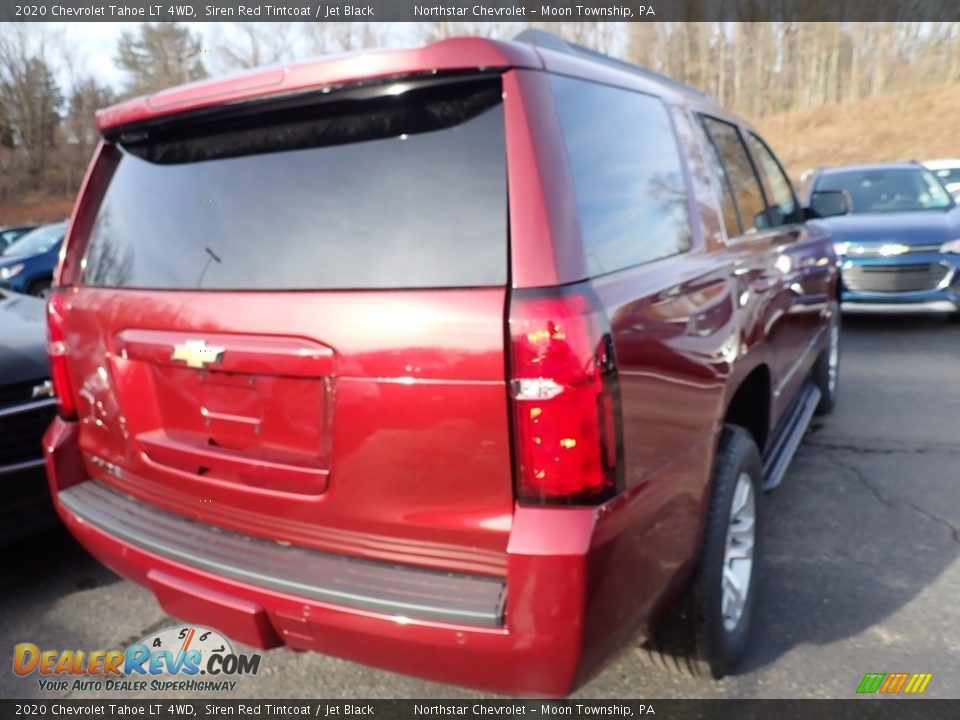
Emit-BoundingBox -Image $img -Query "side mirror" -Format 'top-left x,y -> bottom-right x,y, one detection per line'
807,190 -> 851,219
753,210 -> 770,231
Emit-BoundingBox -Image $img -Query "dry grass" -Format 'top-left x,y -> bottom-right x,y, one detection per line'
757,82 -> 960,181
0,197 -> 74,226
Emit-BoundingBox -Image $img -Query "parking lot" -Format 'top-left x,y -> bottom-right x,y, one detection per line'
3,314 -> 959,700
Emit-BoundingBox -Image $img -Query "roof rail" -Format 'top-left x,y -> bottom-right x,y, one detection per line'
513,29 -> 714,102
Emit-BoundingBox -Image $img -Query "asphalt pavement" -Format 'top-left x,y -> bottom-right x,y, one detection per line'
3,314 -> 959,700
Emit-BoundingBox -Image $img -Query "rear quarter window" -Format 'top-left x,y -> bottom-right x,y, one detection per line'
81,76 -> 508,290
549,75 -> 692,277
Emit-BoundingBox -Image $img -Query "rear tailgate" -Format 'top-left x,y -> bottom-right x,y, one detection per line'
59,74 -> 513,577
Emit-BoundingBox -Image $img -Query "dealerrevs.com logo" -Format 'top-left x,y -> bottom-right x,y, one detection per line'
13,625 -> 262,693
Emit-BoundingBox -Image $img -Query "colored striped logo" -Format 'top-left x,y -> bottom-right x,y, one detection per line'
857,672 -> 933,694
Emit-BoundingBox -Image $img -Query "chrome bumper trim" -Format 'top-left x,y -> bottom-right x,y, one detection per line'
0,397 -> 56,419
0,457 -> 46,476
841,300 -> 958,314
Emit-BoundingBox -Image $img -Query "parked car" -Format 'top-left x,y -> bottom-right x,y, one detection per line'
806,162 -> 960,316
0,221 -> 68,297
0,224 -> 37,252
924,158 -> 960,201
0,290 -> 57,543
44,31 -> 839,695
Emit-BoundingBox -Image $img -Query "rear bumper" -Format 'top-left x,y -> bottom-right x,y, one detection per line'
45,417 -> 684,696
59,481 -> 506,627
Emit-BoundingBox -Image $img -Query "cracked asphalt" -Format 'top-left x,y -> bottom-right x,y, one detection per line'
3,314 -> 958,700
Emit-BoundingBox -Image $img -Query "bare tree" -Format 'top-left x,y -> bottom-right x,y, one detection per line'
0,24 -> 63,198
115,23 -> 208,98
7,20 -> 960,215
211,23 -> 296,71
300,22 -> 387,56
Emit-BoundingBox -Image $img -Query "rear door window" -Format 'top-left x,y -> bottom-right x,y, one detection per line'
700,116 -> 768,236
699,126 -> 743,238
549,75 -> 692,276
82,76 -> 507,290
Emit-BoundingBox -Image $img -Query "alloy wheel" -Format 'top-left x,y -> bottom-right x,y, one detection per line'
722,471 -> 756,633
827,304 -> 840,394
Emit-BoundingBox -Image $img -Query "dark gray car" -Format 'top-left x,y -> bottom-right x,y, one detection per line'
0,290 -> 56,542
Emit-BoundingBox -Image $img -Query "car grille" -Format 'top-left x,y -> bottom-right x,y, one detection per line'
843,263 -> 951,293
0,380 -> 41,408
0,379 -> 55,472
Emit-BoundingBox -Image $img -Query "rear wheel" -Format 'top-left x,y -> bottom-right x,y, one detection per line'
644,426 -> 762,678
812,300 -> 840,415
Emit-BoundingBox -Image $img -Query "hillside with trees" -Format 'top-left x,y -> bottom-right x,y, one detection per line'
2,21 -> 959,223
759,82 -> 960,181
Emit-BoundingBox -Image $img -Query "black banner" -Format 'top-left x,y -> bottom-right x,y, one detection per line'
0,700 -> 957,720
2,0 -> 960,23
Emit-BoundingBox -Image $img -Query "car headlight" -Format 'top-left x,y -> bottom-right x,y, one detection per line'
941,239 -> 960,254
0,263 -> 24,280
833,242 -> 850,256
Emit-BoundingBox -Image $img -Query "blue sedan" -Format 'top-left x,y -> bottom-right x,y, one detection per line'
0,225 -> 37,251
0,221 -> 67,297
807,163 -> 960,317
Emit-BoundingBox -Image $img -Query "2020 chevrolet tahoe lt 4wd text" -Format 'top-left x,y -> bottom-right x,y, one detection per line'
44,31 -> 840,695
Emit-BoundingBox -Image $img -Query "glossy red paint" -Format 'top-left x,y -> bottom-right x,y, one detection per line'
47,36 -> 837,696
52,285 -> 514,576
48,412 -> 618,695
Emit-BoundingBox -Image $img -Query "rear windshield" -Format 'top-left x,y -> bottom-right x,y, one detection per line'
82,76 -> 507,290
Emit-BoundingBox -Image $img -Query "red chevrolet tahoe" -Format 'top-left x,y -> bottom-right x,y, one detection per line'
44,31 -> 840,695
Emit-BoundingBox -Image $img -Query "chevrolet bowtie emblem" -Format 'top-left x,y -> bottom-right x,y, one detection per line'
171,339 -> 225,369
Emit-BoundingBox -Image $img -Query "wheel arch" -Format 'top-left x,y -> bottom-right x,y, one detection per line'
721,363 -> 771,454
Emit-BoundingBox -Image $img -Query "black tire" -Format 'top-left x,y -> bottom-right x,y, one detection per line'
26,278 -> 52,298
812,300 -> 840,415
644,426 -> 763,678
947,312 -> 960,324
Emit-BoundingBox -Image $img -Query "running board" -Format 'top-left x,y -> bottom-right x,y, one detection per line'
762,382 -> 821,492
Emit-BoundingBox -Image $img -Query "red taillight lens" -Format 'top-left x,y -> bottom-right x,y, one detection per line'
47,291 -> 77,420
508,286 -> 623,504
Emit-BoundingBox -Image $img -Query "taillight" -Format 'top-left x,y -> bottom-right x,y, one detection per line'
47,291 -> 78,420
508,285 -> 623,505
